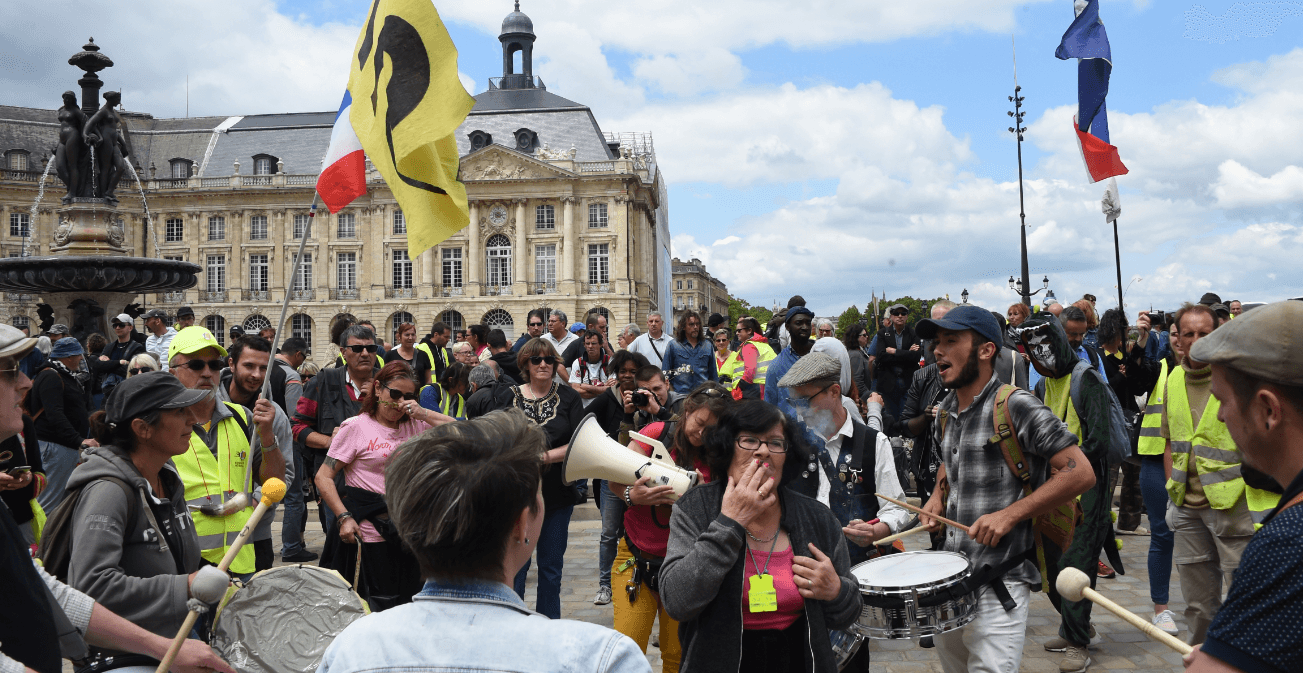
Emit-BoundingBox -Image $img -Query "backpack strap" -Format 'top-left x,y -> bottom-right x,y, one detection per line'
987,384 -> 1051,594
224,401 -> 252,442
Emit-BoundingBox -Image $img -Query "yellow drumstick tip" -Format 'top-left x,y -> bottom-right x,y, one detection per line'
261,478 -> 287,505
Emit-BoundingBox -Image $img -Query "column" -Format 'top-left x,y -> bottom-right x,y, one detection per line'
612,196 -> 627,296
420,247 -> 435,287
561,196 -> 576,294
467,201 -> 480,295
513,198 -> 527,294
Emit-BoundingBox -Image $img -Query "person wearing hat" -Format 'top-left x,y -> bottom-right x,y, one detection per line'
141,309 -> 177,373
872,304 -> 924,421
1159,303 -> 1281,647
915,306 -> 1093,673
174,306 -> 195,331
166,326 -> 272,578
47,323 -> 70,342
66,372 -> 232,648
91,314 -> 146,401
1180,301 -> 1303,673
30,336 -> 95,514
763,306 -> 815,410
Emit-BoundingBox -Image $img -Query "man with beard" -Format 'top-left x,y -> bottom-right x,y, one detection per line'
217,336 -> 294,571
417,321 -> 453,385
918,306 -> 1093,673
763,307 -> 815,410
1016,312 -> 1125,673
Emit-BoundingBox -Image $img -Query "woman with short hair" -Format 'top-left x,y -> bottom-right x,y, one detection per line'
418,361 -> 469,422
298,361 -> 320,384
319,410 -> 648,673
126,353 -> 158,378
660,399 -> 860,673
452,341 -> 478,367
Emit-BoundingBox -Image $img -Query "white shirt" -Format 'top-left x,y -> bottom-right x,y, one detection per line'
813,411 -> 911,534
145,327 -> 177,371
543,331 -> 578,355
628,332 -> 672,367
568,356 -> 609,407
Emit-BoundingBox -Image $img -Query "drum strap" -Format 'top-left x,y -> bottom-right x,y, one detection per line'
859,553 -> 1028,612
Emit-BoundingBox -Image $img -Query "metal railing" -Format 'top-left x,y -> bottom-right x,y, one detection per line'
160,291 -> 185,304
242,289 -> 269,301
5,293 -> 34,302
484,285 -> 513,296
289,289 -> 315,301
487,75 -> 546,90
531,283 -> 556,295
200,290 -> 227,302
587,283 -> 611,294
385,287 -> 416,299
329,288 -> 360,300
436,286 -> 464,297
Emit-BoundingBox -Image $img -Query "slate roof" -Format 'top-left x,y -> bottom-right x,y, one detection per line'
455,88 -> 614,162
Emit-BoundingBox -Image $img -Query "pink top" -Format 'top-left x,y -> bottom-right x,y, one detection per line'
327,413 -> 431,542
741,547 -> 803,631
624,422 -> 711,557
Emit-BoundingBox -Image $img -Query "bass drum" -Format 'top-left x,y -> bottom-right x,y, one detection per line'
829,629 -> 864,670
210,564 -> 369,672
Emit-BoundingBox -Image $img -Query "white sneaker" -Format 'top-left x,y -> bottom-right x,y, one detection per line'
1153,609 -> 1179,634
593,586 -> 612,605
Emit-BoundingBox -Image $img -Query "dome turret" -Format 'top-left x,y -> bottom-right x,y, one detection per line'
498,1 -> 537,89
501,1 -> 534,36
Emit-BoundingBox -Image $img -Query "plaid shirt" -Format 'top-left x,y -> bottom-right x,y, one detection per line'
933,373 -> 1078,586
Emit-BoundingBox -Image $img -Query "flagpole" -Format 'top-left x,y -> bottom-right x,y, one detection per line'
1113,218 -> 1124,310
1010,36 -> 1031,307
259,194 -> 319,401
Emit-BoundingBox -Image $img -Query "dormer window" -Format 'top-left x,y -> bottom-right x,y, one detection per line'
469,130 -> 493,151
169,159 -> 193,179
252,154 -> 278,175
6,151 -> 29,172
514,128 -> 537,153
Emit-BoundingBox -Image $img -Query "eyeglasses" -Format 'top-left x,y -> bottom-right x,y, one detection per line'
528,355 -> 558,366
789,383 -> 834,409
180,358 -> 226,372
128,367 -> 154,375
689,386 -> 728,400
0,366 -> 22,382
380,382 -> 418,401
344,344 -> 378,353
891,309 -> 909,316
714,338 -> 728,343
528,322 -> 544,327
736,435 -> 787,453
112,323 -> 128,329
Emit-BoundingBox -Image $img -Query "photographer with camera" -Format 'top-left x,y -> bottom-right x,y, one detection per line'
623,366 -> 685,433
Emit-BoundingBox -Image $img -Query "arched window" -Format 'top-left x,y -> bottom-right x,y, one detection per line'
291,313 -> 313,352
390,312 -> 414,344
483,308 -> 514,339
243,315 -> 272,333
486,234 -> 512,288
439,310 -> 464,332
204,315 -> 226,346
330,313 -> 358,346
587,307 -> 611,324
11,316 -> 29,331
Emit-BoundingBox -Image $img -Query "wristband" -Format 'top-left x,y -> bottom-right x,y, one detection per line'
624,485 -> 635,508
336,511 -> 355,522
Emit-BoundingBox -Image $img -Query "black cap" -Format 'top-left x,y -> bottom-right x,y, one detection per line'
104,370 -> 210,426
1198,292 -> 1222,306
230,325 -> 245,338
142,308 -> 168,321
706,313 -> 725,329
177,306 -> 195,318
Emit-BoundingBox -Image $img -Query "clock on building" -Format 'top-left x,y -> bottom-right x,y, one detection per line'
488,205 -> 508,225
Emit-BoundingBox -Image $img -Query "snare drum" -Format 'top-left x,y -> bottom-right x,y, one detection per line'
828,629 -> 863,670
849,550 -> 977,640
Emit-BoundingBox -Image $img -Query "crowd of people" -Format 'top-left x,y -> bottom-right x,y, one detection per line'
2,291 -> 1300,673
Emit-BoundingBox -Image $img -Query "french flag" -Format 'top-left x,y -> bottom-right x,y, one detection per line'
1057,0 -> 1128,183
316,91 -> 368,214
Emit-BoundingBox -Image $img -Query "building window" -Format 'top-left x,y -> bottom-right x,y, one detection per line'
292,253 -> 313,291
468,130 -> 492,151
534,244 -> 555,288
165,218 -> 183,242
676,280 -> 682,290
337,252 -> 357,290
243,315 -> 272,333
291,314 -> 312,351
11,316 -> 29,331
253,156 -> 275,175
294,214 -> 310,239
486,234 -> 512,287
250,215 -> 268,240
204,315 -> 226,346
687,280 -> 694,289
249,254 -> 268,292
441,248 -> 462,287
8,152 -> 29,171
337,213 -> 355,239
392,249 -> 412,288
207,216 -> 225,241
163,255 -> 184,263
9,213 -> 29,238
588,243 -> 609,285
393,210 -> 406,235
206,255 -> 226,292
391,312 -> 414,343
535,205 -> 554,230
588,202 -> 608,228
440,310 -> 464,332
170,160 -> 190,179
483,308 -> 514,339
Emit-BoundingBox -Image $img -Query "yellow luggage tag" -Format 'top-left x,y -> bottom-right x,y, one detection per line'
748,574 -> 778,612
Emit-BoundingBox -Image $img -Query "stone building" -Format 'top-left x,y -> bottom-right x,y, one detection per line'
0,5 -> 671,364
671,257 -> 729,319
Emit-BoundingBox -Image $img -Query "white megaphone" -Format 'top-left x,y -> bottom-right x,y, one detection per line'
563,414 -> 699,499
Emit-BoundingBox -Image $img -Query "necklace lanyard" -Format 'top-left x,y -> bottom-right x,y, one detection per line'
745,527 -> 780,577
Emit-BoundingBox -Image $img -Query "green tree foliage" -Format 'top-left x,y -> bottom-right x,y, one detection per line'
835,305 -> 862,339
871,296 -> 948,330
728,297 -> 773,333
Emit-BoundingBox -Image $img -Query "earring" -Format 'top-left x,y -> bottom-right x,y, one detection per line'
522,537 -> 530,544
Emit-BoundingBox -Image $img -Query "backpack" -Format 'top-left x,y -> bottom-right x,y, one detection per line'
37,476 -> 137,583
1066,360 -> 1132,467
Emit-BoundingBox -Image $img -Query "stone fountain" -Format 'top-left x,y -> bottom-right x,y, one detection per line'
0,39 -> 200,341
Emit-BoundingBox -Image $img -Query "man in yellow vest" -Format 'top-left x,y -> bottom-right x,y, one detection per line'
168,327 -> 284,578
1162,303 -> 1281,646
730,317 -> 776,400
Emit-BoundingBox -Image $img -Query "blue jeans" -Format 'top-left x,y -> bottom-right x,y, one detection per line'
513,505 -> 573,619
1140,457 -> 1174,605
280,450 -> 308,556
37,440 -> 80,513
598,481 -> 627,589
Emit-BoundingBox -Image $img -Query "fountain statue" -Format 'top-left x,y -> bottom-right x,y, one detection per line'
0,38 -> 200,342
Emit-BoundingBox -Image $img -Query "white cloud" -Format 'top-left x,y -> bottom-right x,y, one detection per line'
632,48 -> 746,97
1212,160 -> 1303,209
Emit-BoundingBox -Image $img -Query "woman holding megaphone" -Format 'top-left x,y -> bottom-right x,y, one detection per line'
607,382 -> 732,673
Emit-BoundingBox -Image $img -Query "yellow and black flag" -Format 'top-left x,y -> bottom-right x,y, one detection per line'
348,0 -> 476,255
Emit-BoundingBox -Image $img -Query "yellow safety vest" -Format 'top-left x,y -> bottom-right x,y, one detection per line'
1042,374 -> 1081,439
1165,367 -> 1280,527
729,340 -> 777,389
421,382 -> 465,420
416,342 -> 450,374
1136,359 -> 1168,456
174,403 -> 256,574
717,351 -> 740,387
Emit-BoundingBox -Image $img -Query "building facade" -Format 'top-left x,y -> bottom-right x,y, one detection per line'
671,257 -> 730,319
0,7 -> 672,364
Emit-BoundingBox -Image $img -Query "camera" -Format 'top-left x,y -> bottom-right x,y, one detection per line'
632,391 -> 650,407
1147,310 -> 1166,325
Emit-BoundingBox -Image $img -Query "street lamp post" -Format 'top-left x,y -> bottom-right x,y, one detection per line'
1009,51 -> 1030,307
961,288 -> 969,305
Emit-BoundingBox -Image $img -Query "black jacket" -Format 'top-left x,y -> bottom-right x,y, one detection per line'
1100,344 -> 1161,415
30,363 -> 89,448
89,338 -> 146,381
0,416 -> 43,523
873,324 -> 922,392
490,350 -> 524,385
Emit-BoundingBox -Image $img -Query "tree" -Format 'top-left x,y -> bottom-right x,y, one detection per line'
728,297 -> 773,333
880,296 -> 947,329
835,305 -> 862,339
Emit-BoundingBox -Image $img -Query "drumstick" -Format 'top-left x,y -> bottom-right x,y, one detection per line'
874,493 -> 971,534
1056,567 -> 1193,655
873,525 -> 933,546
154,478 -> 287,673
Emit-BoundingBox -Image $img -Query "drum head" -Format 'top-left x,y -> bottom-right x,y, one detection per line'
851,551 -> 970,590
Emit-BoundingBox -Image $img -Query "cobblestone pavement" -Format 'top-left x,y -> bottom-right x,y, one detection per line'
279,500 -> 1189,673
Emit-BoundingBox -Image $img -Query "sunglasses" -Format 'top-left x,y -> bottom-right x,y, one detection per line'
528,322 -> 544,327
112,323 -> 128,328
344,344 -> 378,353
689,386 -> 728,400
128,367 -> 154,375
380,382 -> 418,401
180,358 -> 226,372
528,355 -> 558,366
891,310 -> 909,316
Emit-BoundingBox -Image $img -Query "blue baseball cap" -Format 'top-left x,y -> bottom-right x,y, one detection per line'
570,322 -> 585,334
915,305 -> 1003,346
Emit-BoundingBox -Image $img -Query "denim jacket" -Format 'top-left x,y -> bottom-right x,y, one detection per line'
320,578 -> 650,673
660,338 -> 718,395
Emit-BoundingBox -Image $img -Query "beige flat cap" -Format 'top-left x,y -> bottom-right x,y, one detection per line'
1190,300 -> 1303,386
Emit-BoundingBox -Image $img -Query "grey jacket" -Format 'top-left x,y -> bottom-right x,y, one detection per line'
660,480 -> 861,673
66,445 -> 202,640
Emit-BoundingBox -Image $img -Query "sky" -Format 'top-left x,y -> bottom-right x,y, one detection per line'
4,0 -> 1302,317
